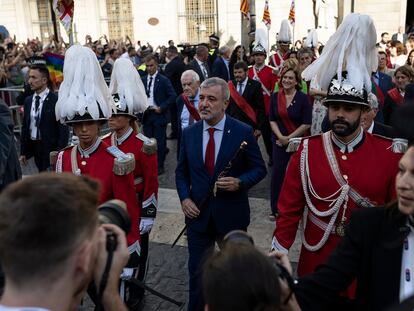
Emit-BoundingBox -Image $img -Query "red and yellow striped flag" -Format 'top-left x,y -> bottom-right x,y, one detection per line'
240,0 -> 250,20
262,0 -> 271,29
288,0 -> 295,25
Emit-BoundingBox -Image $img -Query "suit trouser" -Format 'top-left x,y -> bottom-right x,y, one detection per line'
261,119 -> 273,161
29,140 -> 49,172
169,102 -> 178,137
143,111 -> 167,169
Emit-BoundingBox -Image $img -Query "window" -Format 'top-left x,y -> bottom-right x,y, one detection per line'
36,0 -> 60,41
105,0 -> 134,40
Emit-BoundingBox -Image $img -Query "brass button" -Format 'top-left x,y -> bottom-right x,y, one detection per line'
341,155 -> 347,160
343,175 -> 348,180
81,161 -> 87,166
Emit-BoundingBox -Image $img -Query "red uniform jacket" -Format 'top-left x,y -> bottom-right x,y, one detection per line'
268,50 -> 287,72
273,132 -> 401,278
102,130 -> 158,218
248,65 -> 278,115
55,140 -> 140,249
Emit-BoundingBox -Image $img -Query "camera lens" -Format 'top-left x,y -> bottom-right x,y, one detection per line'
98,199 -> 131,235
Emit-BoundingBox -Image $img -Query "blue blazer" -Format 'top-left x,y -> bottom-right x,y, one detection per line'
377,72 -> 393,96
212,56 -> 230,81
175,116 -> 267,234
141,73 -> 176,121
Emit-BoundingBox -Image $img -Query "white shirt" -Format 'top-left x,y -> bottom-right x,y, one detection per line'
367,122 -> 375,134
181,90 -> 200,129
195,57 -> 208,79
202,114 -> 226,163
30,88 -> 49,140
146,71 -> 158,107
400,222 -> 414,302
0,306 -> 49,311
236,77 -> 248,95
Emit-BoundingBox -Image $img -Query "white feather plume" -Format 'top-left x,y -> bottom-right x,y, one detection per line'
302,13 -> 378,92
277,20 -> 292,42
109,58 -> 148,114
55,45 -> 114,123
254,28 -> 268,53
304,29 -> 318,48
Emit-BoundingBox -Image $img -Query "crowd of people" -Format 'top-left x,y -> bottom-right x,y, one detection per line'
1,12 -> 414,311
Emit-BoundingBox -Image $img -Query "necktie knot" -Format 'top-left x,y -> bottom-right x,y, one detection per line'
208,127 -> 216,136
35,95 -> 41,110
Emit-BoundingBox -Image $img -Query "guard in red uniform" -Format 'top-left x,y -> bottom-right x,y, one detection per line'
53,45 -> 140,305
248,42 -> 278,163
103,57 -> 158,308
268,19 -> 291,75
272,71 -> 407,304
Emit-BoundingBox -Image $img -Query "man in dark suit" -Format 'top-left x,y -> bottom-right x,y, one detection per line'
373,60 -> 394,122
20,65 -> 68,171
176,70 -> 201,159
227,61 -> 265,138
392,26 -> 408,44
175,77 -> 267,311
142,55 -> 176,174
0,100 -> 21,191
211,46 -> 231,81
164,46 -> 186,139
187,45 -> 210,83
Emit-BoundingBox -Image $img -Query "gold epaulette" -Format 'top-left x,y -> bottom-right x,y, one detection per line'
49,145 -> 73,166
136,133 -> 157,155
105,145 -> 136,175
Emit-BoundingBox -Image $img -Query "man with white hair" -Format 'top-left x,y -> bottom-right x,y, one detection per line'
211,46 -> 231,81
361,93 -> 397,138
176,69 -> 201,158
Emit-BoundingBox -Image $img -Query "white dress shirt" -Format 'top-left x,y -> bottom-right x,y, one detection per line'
146,71 -> 158,107
195,57 -> 208,79
181,90 -> 200,129
367,122 -> 375,134
400,222 -> 414,302
237,77 -> 248,95
202,114 -> 226,163
30,88 -> 49,140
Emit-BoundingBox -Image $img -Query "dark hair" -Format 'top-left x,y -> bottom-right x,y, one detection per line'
29,65 -> 52,89
391,41 -> 405,56
144,54 -> 158,64
109,48 -> 118,56
0,173 -> 99,285
233,61 -> 248,72
167,46 -> 178,54
203,243 -> 282,311
196,45 -> 208,56
407,49 -> 414,66
378,50 -> 387,57
381,32 -> 389,37
394,65 -> 414,81
279,67 -> 302,91
127,46 -> 135,53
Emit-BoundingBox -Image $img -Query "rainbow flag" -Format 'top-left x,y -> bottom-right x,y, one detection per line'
44,52 -> 64,90
262,0 -> 271,29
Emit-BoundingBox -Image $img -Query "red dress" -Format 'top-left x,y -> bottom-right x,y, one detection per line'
273,132 -> 401,278
55,139 -> 140,250
248,65 -> 278,115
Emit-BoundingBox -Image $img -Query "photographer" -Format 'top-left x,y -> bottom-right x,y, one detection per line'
0,173 -> 129,311
203,231 -> 301,311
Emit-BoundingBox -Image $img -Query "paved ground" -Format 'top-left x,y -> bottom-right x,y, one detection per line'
19,130 -> 302,311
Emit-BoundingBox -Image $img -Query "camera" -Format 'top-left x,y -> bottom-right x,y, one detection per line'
98,199 -> 131,251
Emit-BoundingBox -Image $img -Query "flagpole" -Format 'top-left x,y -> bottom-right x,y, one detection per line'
49,0 -> 59,42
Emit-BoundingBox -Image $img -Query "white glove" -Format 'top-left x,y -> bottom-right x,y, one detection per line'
139,217 -> 154,235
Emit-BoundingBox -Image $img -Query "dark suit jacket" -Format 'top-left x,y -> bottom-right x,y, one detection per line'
141,73 -> 177,123
227,79 -> 265,130
0,101 -> 21,191
377,72 -> 394,96
392,33 -> 408,44
211,56 -> 230,81
164,55 -> 186,95
187,58 -> 211,83
373,121 -> 397,138
175,116 -> 267,234
21,92 -> 69,160
295,205 -> 408,311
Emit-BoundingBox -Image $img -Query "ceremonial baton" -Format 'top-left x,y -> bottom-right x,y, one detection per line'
171,141 -> 248,248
